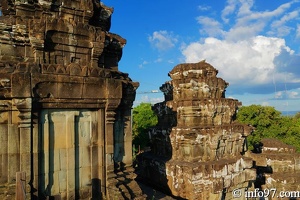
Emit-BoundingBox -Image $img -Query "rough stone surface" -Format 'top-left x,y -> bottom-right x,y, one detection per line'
0,1 -> 144,199
137,61 -> 256,199
138,61 -> 300,200
248,138 -> 300,199
165,62 -> 256,199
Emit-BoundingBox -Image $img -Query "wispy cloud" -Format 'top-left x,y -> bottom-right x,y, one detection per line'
222,0 -> 238,23
289,91 -> 299,98
198,5 -> 211,11
275,90 -> 300,99
134,95 -> 164,106
221,0 -> 299,40
297,24 -> 300,38
148,30 -> 178,51
269,10 -> 299,36
271,10 -> 299,28
275,91 -> 284,98
154,58 -> 163,63
138,60 -> 149,69
196,16 -> 224,37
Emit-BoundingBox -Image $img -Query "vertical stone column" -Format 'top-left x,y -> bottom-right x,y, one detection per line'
112,110 -> 124,168
105,110 -> 115,170
97,109 -> 106,197
105,100 -> 117,198
66,111 -> 78,199
0,102 -> 11,185
14,98 -> 32,197
122,108 -> 133,167
120,82 -> 138,168
31,108 -> 39,198
89,109 -> 105,198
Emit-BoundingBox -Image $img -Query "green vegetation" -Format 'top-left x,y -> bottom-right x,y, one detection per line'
131,103 -> 300,152
132,103 -> 158,150
236,105 -> 300,151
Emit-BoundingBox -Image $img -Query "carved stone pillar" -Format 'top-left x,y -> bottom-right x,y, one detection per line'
104,99 -> 118,197
120,82 -> 138,167
95,108 -> 106,198
0,101 -> 11,184
14,98 -> 32,197
105,109 -> 116,172
122,108 -> 133,167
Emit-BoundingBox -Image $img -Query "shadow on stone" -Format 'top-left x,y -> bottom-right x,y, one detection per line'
134,82 -> 185,199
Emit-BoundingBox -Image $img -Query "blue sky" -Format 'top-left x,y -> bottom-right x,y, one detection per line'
102,0 -> 300,113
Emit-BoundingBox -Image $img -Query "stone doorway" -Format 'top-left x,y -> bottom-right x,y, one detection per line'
38,109 -> 104,199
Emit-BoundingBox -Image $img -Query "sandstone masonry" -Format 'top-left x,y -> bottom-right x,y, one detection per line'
0,0 -> 144,199
139,61 -> 300,200
138,61 -> 256,199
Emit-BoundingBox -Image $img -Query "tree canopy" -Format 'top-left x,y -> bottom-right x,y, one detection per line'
132,103 -> 158,149
236,105 -> 300,151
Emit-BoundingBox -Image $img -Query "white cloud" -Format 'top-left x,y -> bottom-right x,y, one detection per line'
197,16 -> 224,37
148,30 -> 178,51
222,0 -> 238,23
275,91 -> 284,98
138,60 -> 149,68
154,58 -> 163,63
235,0 -> 296,22
274,90 -> 300,99
261,101 -> 270,106
182,0 -> 300,95
237,0 -> 254,17
271,10 -> 299,28
225,22 -> 265,41
220,0 -> 299,40
198,5 -> 211,11
182,35 -> 296,86
296,24 -> 300,38
288,91 -> 299,98
134,95 -> 164,106
270,10 -> 299,36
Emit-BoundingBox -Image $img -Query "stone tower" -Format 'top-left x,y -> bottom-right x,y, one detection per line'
165,61 -> 256,199
141,61 -> 256,199
0,0 -> 142,199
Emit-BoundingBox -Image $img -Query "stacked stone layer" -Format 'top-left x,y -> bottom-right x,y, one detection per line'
151,61 -> 256,199
248,138 -> 300,199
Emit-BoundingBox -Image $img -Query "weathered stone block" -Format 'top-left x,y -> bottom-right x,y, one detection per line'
59,149 -> 67,170
82,77 -> 106,99
58,170 -> 67,192
11,73 -> 31,97
80,147 -> 91,168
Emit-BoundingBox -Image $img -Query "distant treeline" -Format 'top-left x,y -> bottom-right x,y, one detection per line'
236,105 -> 300,152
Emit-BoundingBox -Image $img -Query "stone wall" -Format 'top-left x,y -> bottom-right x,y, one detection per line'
248,138 -> 300,200
0,0 -> 143,199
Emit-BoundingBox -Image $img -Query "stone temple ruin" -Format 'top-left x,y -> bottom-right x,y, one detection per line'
139,61 -> 256,199
0,0 -> 144,199
138,61 -> 300,199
